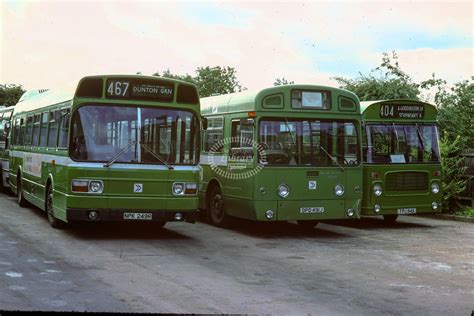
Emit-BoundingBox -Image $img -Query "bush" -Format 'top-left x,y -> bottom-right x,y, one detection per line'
440,135 -> 467,212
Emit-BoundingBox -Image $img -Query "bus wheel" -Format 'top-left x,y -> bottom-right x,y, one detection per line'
208,186 -> 229,227
46,185 -> 67,229
383,214 -> 398,224
297,220 -> 319,230
17,176 -> 28,207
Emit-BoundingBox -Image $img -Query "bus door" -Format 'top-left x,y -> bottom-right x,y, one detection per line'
225,118 -> 255,204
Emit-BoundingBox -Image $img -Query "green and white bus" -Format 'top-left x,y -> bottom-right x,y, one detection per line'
199,85 -> 362,228
360,99 -> 442,222
0,105 -> 14,190
9,75 -> 202,228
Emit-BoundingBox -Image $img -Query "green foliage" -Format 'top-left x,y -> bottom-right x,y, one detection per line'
152,66 -> 245,98
430,79 -> 473,149
274,78 -> 294,86
0,84 -> 26,106
334,51 -> 420,101
439,135 -> 467,212
153,69 -> 196,85
195,66 -> 244,97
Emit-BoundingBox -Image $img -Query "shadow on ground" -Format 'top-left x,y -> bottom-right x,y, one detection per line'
199,217 -> 352,240
324,216 -> 435,230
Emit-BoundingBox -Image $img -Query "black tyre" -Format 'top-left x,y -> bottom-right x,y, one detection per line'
297,220 -> 319,230
17,175 -> 28,207
208,186 -> 231,227
46,185 -> 67,229
383,214 -> 398,224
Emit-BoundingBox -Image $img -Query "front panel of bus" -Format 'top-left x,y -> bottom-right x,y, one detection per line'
203,87 -> 363,221
361,101 -> 442,216
64,76 -> 201,223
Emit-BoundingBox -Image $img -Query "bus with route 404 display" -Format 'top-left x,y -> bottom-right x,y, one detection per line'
360,99 -> 442,222
9,75 -> 203,228
199,84 -> 363,228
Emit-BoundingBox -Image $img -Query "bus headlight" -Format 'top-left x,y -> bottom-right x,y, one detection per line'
373,183 -> 383,196
172,182 -> 197,195
346,208 -> 354,217
72,179 -> 103,194
172,183 -> 184,195
277,184 -> 290,198
89,181 -> 104,193
431,182 -> 440,194
334,184 -> 344,196
374,204 -> 381,213
265,209 -> 274,219
432,202 -> 438,210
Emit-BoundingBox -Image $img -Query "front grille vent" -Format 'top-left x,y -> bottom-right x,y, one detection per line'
385,172 -> 428,192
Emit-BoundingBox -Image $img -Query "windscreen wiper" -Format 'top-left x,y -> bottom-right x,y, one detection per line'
284,118 -> 297,147
415,123 -> 427,152
140,142 -> 174,170
320,145 -> 344,172
104,141 -> 137,168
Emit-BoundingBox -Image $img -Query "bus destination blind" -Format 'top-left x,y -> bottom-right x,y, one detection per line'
380,104 -> 424,119
106,79 -> 174,101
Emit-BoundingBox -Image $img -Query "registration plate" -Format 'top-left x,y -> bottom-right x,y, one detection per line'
123,212 -> 152,220
300,207 -> 325,214
397,208 -> 417,215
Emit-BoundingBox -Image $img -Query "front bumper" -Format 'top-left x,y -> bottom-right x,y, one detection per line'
66,208 -> 198,223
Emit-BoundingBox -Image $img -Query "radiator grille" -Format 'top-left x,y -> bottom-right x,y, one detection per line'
385,172 -> 428,192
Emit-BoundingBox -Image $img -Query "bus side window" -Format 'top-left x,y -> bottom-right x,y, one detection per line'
19,118 -> 25,146
32,114 -> 41,147
48,111 -> 59,148
25,116 -> 34,146
39,112 -> 48,147
58,109 -> 70,148
13,118 -> 20,146
0,113 -> 6,150
203,116 -> 224,153
230,118 -> 254,159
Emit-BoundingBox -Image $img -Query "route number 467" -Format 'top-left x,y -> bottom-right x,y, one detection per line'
107,81 -> 130,97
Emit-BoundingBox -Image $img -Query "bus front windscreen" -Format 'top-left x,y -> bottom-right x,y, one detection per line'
259,119 -> 359,166
365,123 -> 440,164
70,105 -> 199,165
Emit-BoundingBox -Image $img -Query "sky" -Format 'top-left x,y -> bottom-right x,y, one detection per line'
0,0 -> 472,92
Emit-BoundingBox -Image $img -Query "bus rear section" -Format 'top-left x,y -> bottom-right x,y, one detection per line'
360,100 -> 442,222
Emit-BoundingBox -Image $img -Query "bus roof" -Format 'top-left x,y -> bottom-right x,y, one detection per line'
12,74 -> 200,116
201,84 -> 359,115
360,99 -> 437,121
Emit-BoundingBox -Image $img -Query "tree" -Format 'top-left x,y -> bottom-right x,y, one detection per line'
274,78 -> 294,86
334,51 -> 420,101
195,66 -> 244,97
424,78 -> 474,150
152,69 -> 196,85
0,84 -> 26,106
152,66 -> 245,97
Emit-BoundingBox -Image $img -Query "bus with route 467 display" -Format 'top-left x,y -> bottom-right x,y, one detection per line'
360,99 -> 442,222
9,75 -> 203,228
199,84 -> 363,228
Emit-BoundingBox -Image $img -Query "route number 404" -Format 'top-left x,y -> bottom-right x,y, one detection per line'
380,104 -> 395,117
107,81 -> 130,97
